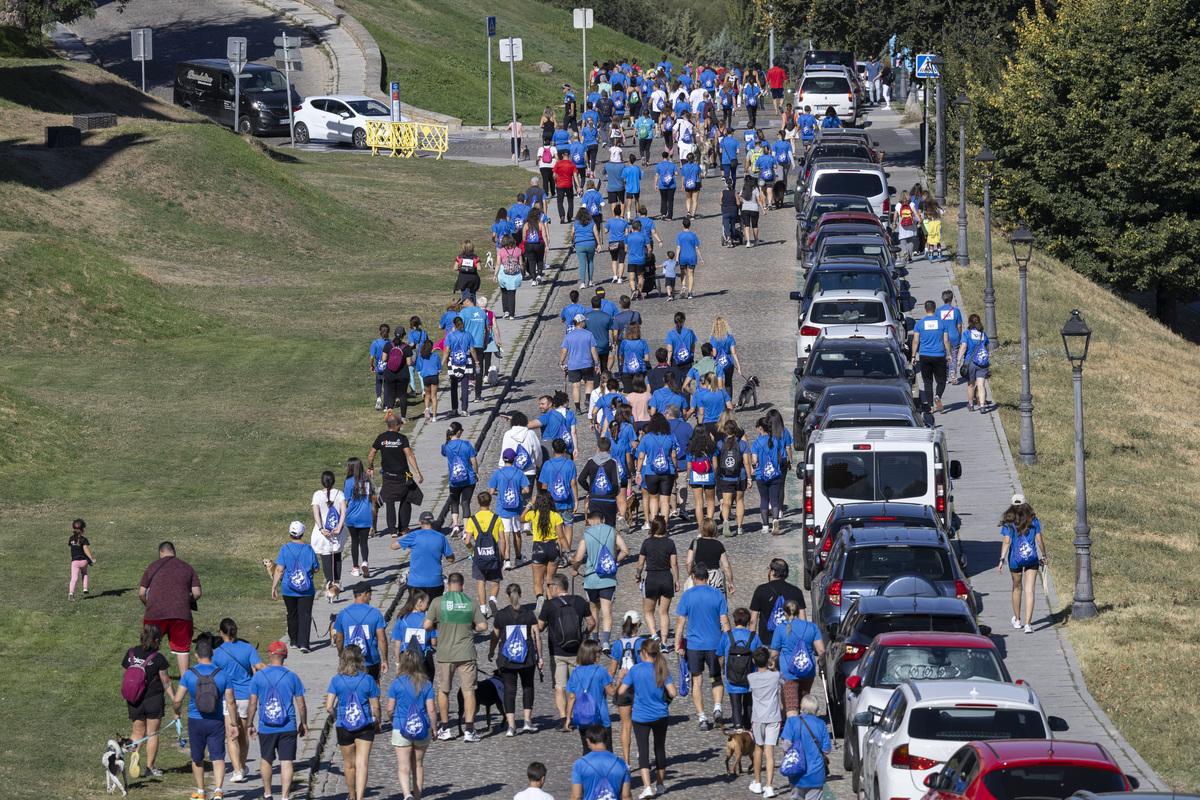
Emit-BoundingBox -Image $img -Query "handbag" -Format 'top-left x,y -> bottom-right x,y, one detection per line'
798,714 -> 831,773
406,473 -> 424,506
959,362 -> 969,380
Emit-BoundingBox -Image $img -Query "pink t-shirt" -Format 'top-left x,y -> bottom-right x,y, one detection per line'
628,390 -> 652,423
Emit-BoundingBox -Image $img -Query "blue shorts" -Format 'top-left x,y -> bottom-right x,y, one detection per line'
187,717 -> 226,764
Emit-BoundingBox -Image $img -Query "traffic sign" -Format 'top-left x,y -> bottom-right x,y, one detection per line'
915,53 -> 938,79
130,28 -> 152,61
275,60 -> 303,71
573,8 -> 593,29
499,37 -> 523,62
487,16 -> 496,37
274,35 -> 301,48
227,37 -> 247,74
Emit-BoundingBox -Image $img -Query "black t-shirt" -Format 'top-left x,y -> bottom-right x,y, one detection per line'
494,606 -> 538,668
538,594 -> 592,656
383,342 -> 412,378
689,537 -> 726,571
578,457 -> 619,500
749,579 -> 806,644
647,364 -> 683,394
69,536 -> 90,562
122,646 -> 170,698
640,536 -> 676,572
372,431 -> 412,475
721,189 -> 739,213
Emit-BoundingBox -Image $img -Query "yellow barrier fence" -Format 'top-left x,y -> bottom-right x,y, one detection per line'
365,121 -> 448,158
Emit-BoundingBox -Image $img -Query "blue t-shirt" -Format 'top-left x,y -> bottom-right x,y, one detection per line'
334,602 -> 388,665
938,304 -> 965,346
415,352 -> 441,378
666,328 -> 697,364
593,392 -> 624,436
538,408 -> 577,452
179,663 -> 233,720
771,619 -> 822,680
581,188 -> 604,216
491,219 -> 514,242
618,338 -> 650,373
720,136 -> 741,165
716,628 -> 762,693
797,113 -> 818,140
599,298 -> 619,317
582,110 -> 599,129
552,129 -> 571,148
442,438 -> 478,487
772,139 -> 794,166
662,259 -> 677,278
328,671 -> 379,729
710,334 -> 736,369
276,541 -> 319,598
624,231 -> 649,266
392,610 -> 436,654
582,311 -> 613,354
563,328 -> 597,371
571,751 -> 631,797
212,640 -> 262,700
677,584 -> 729,650
700,69 -> 717,90
248,665 -> 305,734
386,674 -> 435,732
916,314 -> 947,356
612,90 -> 627,112
458,306 -> 488,348
605,217 -> 628,244
539,456 -> 578,510
650,387 -> 688,414
604,161 -> 625,193
566,663 -> 614,726
571,141 -> 589,170
822,114 -> 843,128
621,661 -> 673,723
962,328 -> 988,362
370,336 -> 388,373
636,432 -> 678,476
781,714 -> 832,788
675,230 -> 701,265
654,160 -> 677,188
581,124 -> 599,147
668,418 -> 694,456
743,84 -> 761,106
681,162 -> 702,190
693,387 -> 730,422
488,465 -> 531,518
508,202 -> 529,227
343,476 -> 375,528
438,310 -> 458,334
561,302 -> 589,325
636,216 -> 656,239
756,152 -> 778,180
751,435 -> 785,481
397,528 -> 453,589
573,219 -> 597,246
446,330 -> 474,366
621,164 -> 642,194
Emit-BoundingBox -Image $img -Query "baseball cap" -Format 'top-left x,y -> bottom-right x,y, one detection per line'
353,581 -> 372,596
502,448 -> 517,462
419,510 -> 435,523
595,286 -> 606,297
267,641 -> 289,656
1011,493 -> 1026,506
288,521 -> 306,537
623,610 -> 642,626
573,313 -> 587,324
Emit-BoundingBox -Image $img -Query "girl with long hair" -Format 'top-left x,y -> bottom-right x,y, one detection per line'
709,317 -> 743,391
572,208 -> 600,286
311,470 -> 347,588
566,639 -> 618,754
635,516 -> 678,643
750,417 -> 786,535
325,645 -> 380,800
716,419 -> 751,537
685,426 -> 719,521
768,600 -> 824,718
343,457 -> 375,578
488,583 -> 542,735
391,589 -> 435,678
386,648 -> 436,800
441,422 -> 478,537
634,414 -> 678,526
68,518 -> 94,601
608,611 -> 647,765
521,491 -> 564,600
998,497 -> 1046,634
618,638 -> 677,794
123,623 -> 173,777
415,339 -> 441,421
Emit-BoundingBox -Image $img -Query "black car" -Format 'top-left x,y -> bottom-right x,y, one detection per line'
822,595 -> 980,735
805,501 -> 943,589
794,261 -> 913,318
173,60 -> 302,135
798,383 -> 919,450
792,335 -> 914,439
804,223 -> 889,265
796,191 -> 875,222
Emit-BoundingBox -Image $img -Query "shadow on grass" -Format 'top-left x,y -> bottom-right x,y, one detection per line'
0,131 -> 156,190
88,587 -> 136,599
0,63 -> 187,120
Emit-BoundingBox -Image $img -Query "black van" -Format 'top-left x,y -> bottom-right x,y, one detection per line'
173,59 -> 302,136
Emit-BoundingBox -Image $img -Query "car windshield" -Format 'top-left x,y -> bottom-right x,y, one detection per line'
809,348 -> 901,380
809,271 -> 892,296
876,646 -> 1006,687
843,545 -> 951,581
809,200 -> 873,220
822,242 -> 888,260
239,71 -> 288,92
826,418 -> 913,430
855,613 -> 975,640
815,173 -> 885,198
909,707 -> 1046,741
803,76 -> 851,94
348,99 -> 391,116
821,451 -> 927,500
981,766 -> 1126,800
810,300 -> 886,325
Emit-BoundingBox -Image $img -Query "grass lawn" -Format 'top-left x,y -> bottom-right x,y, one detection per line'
951,204 -> 1200,790
0,58 -> 524,799
341,0 -> 671,125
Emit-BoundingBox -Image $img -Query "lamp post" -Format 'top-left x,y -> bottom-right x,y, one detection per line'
1009,222 -> 1037,465
954,89 -> 971,267
931,55 -> 946,204
975,145 -> 997,342
1061,310 -> 1097,619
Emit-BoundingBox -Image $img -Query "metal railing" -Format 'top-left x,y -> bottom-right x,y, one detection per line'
365,121 -> 448,158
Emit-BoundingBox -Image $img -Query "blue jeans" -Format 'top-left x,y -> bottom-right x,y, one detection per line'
577,244 -> 597,283
723,212 -> 738,241
722,163 -> 737,183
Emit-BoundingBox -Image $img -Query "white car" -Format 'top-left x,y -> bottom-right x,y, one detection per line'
797,67 -> 859,125
293,95 -> 391,149
857,680 -> 1069,800
797,290 -> 903,366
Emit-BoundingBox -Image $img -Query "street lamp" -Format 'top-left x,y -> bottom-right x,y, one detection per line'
931,55 -> 946,204
975,145 -> 997,342
1061,309 -> 1096,619
954,89 -> 971,267
1009,222 -> 1037,465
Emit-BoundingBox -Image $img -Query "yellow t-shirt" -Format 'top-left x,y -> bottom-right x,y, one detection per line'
527,510 -> 564,542
923,219 -> 942,246
466,510 -> 500,547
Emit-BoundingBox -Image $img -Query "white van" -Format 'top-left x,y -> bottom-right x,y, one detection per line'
800,427 -> 961,552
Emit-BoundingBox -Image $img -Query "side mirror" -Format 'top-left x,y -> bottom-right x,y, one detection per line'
1126,776 -> 1141,790
904,317 -> 915,333
949,460 -> 962,479
1048,716 -> 1070,732
888,185 -> 898,195
794,367 -> 804,378
924,774 -> 944,789
852,711 -> 877,726
845,674 -> 863,692
790,290 -> 803,301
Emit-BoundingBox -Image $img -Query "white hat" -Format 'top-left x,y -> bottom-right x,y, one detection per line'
623,610 -> 642,625
288,521 -> 306,537
1011,493 -> 1026,506
573,313 -> 587,324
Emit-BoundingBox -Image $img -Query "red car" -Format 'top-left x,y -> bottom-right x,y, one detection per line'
806,211 -> 887,249
920,740 -> 1138,800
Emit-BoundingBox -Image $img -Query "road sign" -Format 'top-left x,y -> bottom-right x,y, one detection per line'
915,53 -> 938,79
573,8 -> 593,29
487,16 -> 496,37
499,37 -> 522,62
391,80 -> 402,122
274,35 -> 301,48
227,37 -> 247,74
130,28 -> 152,61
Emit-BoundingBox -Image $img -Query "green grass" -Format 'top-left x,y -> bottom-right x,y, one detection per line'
0,57 -> 524,798
342,0 -> 672,125
951,203 -> 1200,790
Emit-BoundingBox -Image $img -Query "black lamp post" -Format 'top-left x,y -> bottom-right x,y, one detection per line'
1061,310 -> 1097,619
975,145 -> 997,341
1009,222 -> 1037,465
954,90 -> 971,267
931,55 -> 946,204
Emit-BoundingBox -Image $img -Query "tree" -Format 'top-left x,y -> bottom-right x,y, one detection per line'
5,0 -> 128,43
973,0 -> 1200,307
705,26 -> 745,65
726,0 -> 767,63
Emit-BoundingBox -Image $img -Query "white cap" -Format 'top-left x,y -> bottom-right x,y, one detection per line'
288,521 -> 306,537
1011,493 -> 1026,506
623,610 -> 642,626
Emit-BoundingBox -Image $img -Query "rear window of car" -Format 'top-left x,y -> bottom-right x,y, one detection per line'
813,145 -> 871,161
809,348 -> 901,380
809,271 -> 891,296
810,300 -> 886,325
981,766 -> 1126,800
908,708 -> 1046,741
843,544 -> 949,580
809,200 -> 874,219
875,646 -> 1006,687
855,614 -> 976,640
826,418 -> 913,430
815,172 -> 885,198
802,76 -> 851,94
821,242 -> 888,260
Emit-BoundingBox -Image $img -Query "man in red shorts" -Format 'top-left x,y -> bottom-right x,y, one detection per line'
140,541 -> 202,677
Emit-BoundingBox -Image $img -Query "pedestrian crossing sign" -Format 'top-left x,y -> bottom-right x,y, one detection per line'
915,53 -> 938,79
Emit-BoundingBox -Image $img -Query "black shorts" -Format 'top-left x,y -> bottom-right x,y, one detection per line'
642,571 -> 674,600
642,473 -> 675,496
608,191 -> 625,206
532,540 -> 561,565
414,583 -> 444,601
336,726 -> 377,746
770,88 -> 784,99
585,586 -> 616,603
567,368 -> 593,384
472,560 -> 503,582
718,477 -> 748,494
609,243 -> 626,262
259,731 -> 298,763
685,648 -> 720,678
127,691 -> 165,722
421,375 -> 439,386
664,276 -> 676,288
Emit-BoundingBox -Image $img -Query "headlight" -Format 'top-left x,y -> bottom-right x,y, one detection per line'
803,389 -> 820,402
251,99 -> 267,110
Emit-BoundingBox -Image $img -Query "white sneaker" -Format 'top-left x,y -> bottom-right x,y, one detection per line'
230,770 -> 246,783
639,787 -> 656,799
523,720 -> 537,733
762,787 -> 777,798
463,729 -> 482,742
1024,624 -> 1033,634
748,782 -> 763,795
656,785 -> 666,796
436,727 -> 454,741
374,398 -> 382,410
641,521 -> 651,531
504,559 -> 513,570
350,568 -> 361,577
1012,615 -> 1022,629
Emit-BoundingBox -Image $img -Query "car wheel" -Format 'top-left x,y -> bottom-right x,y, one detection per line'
843,728 -> 854,770
237,115 -> 252,135
852,755 -> 862,793
352,127 -> 367,149
294,122 -> 310,144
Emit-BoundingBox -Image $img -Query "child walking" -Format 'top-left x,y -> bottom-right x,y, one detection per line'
747,647 -> 783,797
68,518 -> 95,601
923,197 -> 944,261
662,250 -> 678,301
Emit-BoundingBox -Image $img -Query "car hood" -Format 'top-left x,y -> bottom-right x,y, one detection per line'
800,375 -> 909,402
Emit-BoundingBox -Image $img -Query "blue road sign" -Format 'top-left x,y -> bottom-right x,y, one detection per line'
487,16 -> 496,37
915,53 -> 938,79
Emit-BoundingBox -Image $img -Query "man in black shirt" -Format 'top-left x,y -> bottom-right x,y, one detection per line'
748,558 -> 806,645
366,415 -> 424,536
595,91 -> 614,145
578,437 -> 620,526
646,347 -> 682,394
536,573 -> 594,729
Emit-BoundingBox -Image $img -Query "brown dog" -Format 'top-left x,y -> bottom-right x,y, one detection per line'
718,721 -> 755,776
262,558 -> 277,579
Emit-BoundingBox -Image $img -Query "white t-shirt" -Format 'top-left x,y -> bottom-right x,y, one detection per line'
310,489 -> 347,555
689,88 -> 707,114
650,89 -> 667,112
513,788 -> 555,800
897,202 -> 920,240
676,119 -> 695,149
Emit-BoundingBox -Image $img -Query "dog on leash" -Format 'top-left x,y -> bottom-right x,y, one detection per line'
324,581 -> 342,604
717,721 -> 755,776
521,144 -> 531,161
736,376 -> 760,409
261,557 -> 277,579
456,671 -> 505,735
102,736 -> 133,795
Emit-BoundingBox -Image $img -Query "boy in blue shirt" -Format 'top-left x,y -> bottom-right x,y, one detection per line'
392,512 -> 455,600
333,582 -> 389,681
716,607 -> 762,733
247,642 -> 307,800
937,289 -> 965,383
654,152 -> 678,220
571,725 -> 632,799
910,299 -> 953,413
675,218 -> 703,300
661,249 -> 678,301
675,563 -> 730,729
771,131 -> 794,196
369,323 -> 390,411
620,155 -> 642,215
173,636 -> 237,799
797,105 -> 818,148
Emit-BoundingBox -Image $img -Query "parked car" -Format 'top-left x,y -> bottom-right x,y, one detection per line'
859,681 -> 1071,800
803,49 -> 857,75
800,161 -> 891,226
826,596 -> 980,736
798,71 -> 859,126
792,334 -> 913,439
293,95 -> 392,148
799,142 -> 877,187
796,195 -> 877,254
807,501 -> 944,588
174,60 -> 301,135
801,211 -> 888,261
804,224 -> 893,270
919,740 -> 1137,800
843,632 -> 1011,776
793,261 -> 912,318
796,290 -> 905,367
814,236 -> 898,271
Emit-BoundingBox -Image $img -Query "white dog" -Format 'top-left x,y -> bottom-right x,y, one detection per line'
102,738 -> 130,795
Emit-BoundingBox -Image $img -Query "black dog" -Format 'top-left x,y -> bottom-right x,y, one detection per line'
521,144 -> 531,162
456,670 -> 505,735
736,376 -> 760,409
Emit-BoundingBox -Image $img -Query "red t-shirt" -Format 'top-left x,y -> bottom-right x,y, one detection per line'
767,66 -> 787,89
553,159 -> 577,189
140,556 -> 200,621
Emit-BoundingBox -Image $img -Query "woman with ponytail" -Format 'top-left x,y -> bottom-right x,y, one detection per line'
488,583 -> 542,736
311,470 -> 348,588
618,637 -> 677,796
441,422 -> 479,538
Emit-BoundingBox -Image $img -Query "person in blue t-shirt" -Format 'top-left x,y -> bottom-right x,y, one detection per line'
508,194 -> 530,229
173,636 -> 237,798
780,695 -> 832,799
488,450 -> 533,555
654,152 -> 678,220
272,522 -> 320,651
719,131 -> 741,183
692,372 -> 732,431
616,320 -> 651,391
742,80 -> 761,128
325,645 -> 381,800
604,209 -> 629,284
618,638 -> 677,791
571,723 -> 632,798
390,588 -> 437,668
384,648 -> 437,798
751,419 -> 787,534
334,583 -> 390,680
675,217 -> 704,299
772,131 -> 794,194
680,153 -> 703,217
958,314 -> 992,412
564,640 -> 617,749
769,600 -> 825,717
213,618 -> 264,782
369,323 -> 390,411
561,320 -> 601,409
821,105 -> 843,128
716,607 -> 762,732
621,154 -> 642,210
664,311 -> 697,373
343,458 -> 377,580
634,413 -> 679,522
623,221 -> 651,299
675,564 -> 731,729
755,150 -> 779,206
797,105 -> 818,145
910,299 -> 953,413
441,422 -> 478,535
937,289 -> 965,383
392,512 -> 454,599
247,642 -> 307,800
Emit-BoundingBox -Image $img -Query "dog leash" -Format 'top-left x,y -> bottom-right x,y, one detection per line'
125,717 -> 182,749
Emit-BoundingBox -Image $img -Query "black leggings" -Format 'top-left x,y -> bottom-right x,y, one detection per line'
283,593 -> 314,649
525,242 -> 546,278
449,371 -> 471,412
587,144 -> 598,172
757,477 -> 783,522
347,526 -> 370,566
384,377 -> 408,418
557,187 -> 575,221
448,484 -> 475,520
729,692 -> 753,730
501,287 -> 517,317
320,553 -> 342,585
919,355 -> 948,408
578,724 -> 613,757
632,717 -> 668,772
659,188 -> 675,219
501,666 -> 536,715
381,478 -> 412,535
541,167 -> 556,198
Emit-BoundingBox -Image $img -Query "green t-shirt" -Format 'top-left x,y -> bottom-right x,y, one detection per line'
427,591 -> 485,663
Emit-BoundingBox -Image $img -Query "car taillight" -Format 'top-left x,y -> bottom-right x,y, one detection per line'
844,643 -> 864,661
886,324 -> 896,339
935,472 -> 946,514
883,197 -> 890,215
821,536 -> 833,553
293,105 -> 303,112
828,579 -> 842,606
891,744 -> 939,771
804,472 -> 814,515
800,325 -> 821,337
955,580 -> 970,602
848,90 -> 854,102
798,89 -> 804,102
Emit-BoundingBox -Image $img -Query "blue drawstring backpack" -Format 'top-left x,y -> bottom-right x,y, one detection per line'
286,545 -> 313,594
767,596 -> 786,632
780,738 -> 808,776
260,672 -> 289,727
596,543 -> 618,578
573,682 -> 601,727
401,696 -> 429,741
501,626 -> 528,664
678,656 -> 691,697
